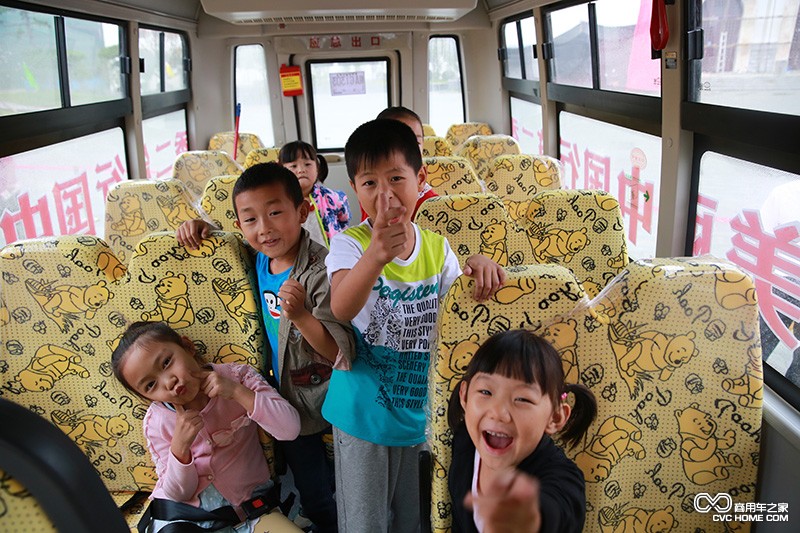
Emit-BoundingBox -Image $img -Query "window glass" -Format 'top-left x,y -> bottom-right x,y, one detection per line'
510,97 -> 543,154
0,7 -> 61,116
309,59 -> 389,150
503,22 -> 522,78
520,17 -> 539,82
692,0 -> 800,115
693,152 -> 800,388
595,0 -> 660,96
559,112 -> 661,258
549,4 -> 592,88
65,18 -> 123,106
142,110 -> 188,180
235,45 -> 274,148
428,37 -> 465,137
139,28 -> 161,95
163,32 -> 186,92
0,128 -> 127,245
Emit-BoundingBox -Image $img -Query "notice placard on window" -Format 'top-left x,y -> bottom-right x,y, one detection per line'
330,71 -> 366,96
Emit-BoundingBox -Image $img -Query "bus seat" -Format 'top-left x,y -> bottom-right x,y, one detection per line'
0,398 -> 128,532
414,193 -> 531,269
172,150 -> 242,202
484,154 -> 562,206
427,258 -> 763,533
208,131 -> 264,167
244,147 -> 282,169
422,136 -> 453,157
0,231 -> 271,529
424,156 -> 482,196
422,124 -> 437,137
512,189 -> 629,299
200,175 -> 242,233
454,134 -> 521,183
445,122 -> 493,149
104,178 -> 200,264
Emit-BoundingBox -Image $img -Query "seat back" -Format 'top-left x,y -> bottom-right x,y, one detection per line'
172,150 -> 242,202
484,154 -> 562,203
454,134 -> 521,183
422,124 -> 437,137
104,179 -> 200,264
422,136 -> 453,157
445,122 -> 492,149
414,193 -> 532,269
244,147 -> 282,169
424,156 -> 482,196
0,232 -> 268,503
208,132 -> 264,166
200,175 -> 242,233
428,258 -> 763,533
511,189 -> 629,298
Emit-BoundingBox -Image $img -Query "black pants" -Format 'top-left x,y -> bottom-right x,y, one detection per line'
278,428 -> 338,533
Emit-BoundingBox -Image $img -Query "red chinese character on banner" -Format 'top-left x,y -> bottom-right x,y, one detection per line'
583,149 -> 611,191
310,36 -> 320,49
559,139 -> 581,189
156,141 -> 170,153
143,145 -> 153,179
95,154 -> 126,199
693,193 -> 718,255
174,131 -> 188,155
371,36 -> 380,46
617,166 -> 653,245
0,193 -> 53,244
511,117 -> 519,140
727,210 -> 800,349
331,36 -> 341,48
537,130 -> 544,155
352,36 -> 362,48
53,172 -> 95,236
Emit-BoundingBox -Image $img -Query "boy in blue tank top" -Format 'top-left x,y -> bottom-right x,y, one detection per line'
324,119 -> 506,532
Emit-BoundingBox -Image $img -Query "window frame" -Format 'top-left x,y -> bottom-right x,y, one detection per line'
499,11 -> 540,101
138,24 -> 191,118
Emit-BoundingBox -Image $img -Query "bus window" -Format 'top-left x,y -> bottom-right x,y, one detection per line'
548,3 -> 592,88
520,17 -> 539,82
428,36 -> 465,137
502,14 -> 542,155
139,28 -> 188,95
235,44 -> 275,148
0,128 -> 127,246
0,7 -> 61,115
690,0 -> 800,116
142,110 -> 188,180
502,21 -> 522,78
307,58 -> 390,151
559,112 -> 661,258
65,18 -> 124,106
693,153 -> 800,390
510,96 -> 542,154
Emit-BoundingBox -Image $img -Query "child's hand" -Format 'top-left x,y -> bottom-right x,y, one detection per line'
279,279 -> 309,322
463,255 -> 506,301
199,369 -> 240,401
464,470 -> 541,533
171,405 -> 203,464
176,219 -> 212,250
368,192 -> 410,265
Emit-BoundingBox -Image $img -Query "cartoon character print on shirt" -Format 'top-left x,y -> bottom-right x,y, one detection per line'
14,345 -> 90,393
608,322 -> 698,398
362,295 -> 405,410
262,290 -> 281,321
26,279 -> 114,333
573,416 -> 646,483
722,344 -> 763,408
51,410 -> 132,451
110,193 -> 146,237
674,403 -> 742,485
214,277 -> 258,332
141,272 -> 194,329
598,504 -> 678,533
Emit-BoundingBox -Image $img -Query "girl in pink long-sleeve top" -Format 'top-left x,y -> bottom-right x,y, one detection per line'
112,321 -> 300,531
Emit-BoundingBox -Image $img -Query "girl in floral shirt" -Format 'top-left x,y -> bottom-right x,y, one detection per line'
280,141 -> 351,246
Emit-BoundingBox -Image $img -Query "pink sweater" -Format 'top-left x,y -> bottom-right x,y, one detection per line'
143,363 -> 300,506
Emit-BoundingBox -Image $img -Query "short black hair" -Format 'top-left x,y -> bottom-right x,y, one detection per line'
345,119 -> 422,181
279,141 -> 329,183
111,321 -> 184,398
376,106 -> 423,132
231,162 -> 304,219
